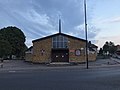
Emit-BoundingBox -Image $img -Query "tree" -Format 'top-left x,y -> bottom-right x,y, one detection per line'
0,34 -> 12,58
0,26 -> 27,59
103,41 -> 109,55
102,41 -> 117,55
99,48 -> 103,55
109,41 -> 117,54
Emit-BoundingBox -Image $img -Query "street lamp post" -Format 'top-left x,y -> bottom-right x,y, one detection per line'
84,0 -> 89,69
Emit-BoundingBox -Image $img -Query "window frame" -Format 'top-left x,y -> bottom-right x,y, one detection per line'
52,35 -> 68,48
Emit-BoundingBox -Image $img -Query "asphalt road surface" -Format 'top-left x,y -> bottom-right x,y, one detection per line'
1,67 -> 120,90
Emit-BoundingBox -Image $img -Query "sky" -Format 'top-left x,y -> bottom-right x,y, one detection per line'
0,0 -> 120,49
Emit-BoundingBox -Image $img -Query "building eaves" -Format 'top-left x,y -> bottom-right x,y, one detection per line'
32,33 -> 86,43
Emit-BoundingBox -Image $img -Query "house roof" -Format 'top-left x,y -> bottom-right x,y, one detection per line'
32,33 -> 86,43
89,47 -> 96,51
88,41 -> 98,48
26,46 -> 33,52
89,44 -> 98,48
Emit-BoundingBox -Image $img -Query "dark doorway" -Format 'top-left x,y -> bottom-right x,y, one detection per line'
51,49 -> 69,62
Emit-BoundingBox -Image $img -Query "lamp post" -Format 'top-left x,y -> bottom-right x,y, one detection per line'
84,0 -> 88,69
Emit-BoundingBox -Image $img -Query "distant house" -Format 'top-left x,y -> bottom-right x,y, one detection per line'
116,45 -> 120,51
25,46 -> 33,62
88,41 -> 98,61
25,19 -> 98,64
115,45 -> 120,58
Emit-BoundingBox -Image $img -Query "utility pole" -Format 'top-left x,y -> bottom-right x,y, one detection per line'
84,0 -> 89,69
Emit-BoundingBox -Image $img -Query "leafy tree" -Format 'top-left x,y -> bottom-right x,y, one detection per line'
0,34 -> 12,58
102,41 -> 117,55
103,41 -> 109,55
109,41 -> 117,54
0,39 -> 12,58
0,26 -> 27,59
99,48 -> 103,55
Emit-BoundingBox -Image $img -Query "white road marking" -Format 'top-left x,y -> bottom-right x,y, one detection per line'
8,71 -> 16,72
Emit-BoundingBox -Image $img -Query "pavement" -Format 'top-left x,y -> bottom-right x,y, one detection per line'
88,57 -> 120,66
0,57 -> 120,72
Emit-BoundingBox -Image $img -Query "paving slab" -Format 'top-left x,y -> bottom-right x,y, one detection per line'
0,58 -> 120,72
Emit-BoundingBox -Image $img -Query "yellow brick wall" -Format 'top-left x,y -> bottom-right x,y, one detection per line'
25,53 -> 33,62
68,38 -> 97,63
88,53 -> 97,61
68,38 -> 86,63
32,38 -> 52,63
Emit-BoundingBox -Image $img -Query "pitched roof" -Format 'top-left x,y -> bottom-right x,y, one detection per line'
89,44 -> 98,48
26,46 -> 33,52
88,41 -> 98,48
89,47 -> 96,51
32,33 -> 86,43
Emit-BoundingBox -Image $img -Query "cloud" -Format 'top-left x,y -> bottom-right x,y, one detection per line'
106,17 -> 120,23
0,0 -> 99,47
95,16 -> 120,24
74,24 -> 100,39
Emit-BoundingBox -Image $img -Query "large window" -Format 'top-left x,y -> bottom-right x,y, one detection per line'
52,35 -> 68,48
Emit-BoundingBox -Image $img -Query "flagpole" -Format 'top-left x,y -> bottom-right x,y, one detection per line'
84,0 -> 89,69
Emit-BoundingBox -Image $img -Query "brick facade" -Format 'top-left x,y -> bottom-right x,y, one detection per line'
25,33 -> 97,63
32,38 -> 52,63
25,53 -> 33,62
68,37 -> 86,63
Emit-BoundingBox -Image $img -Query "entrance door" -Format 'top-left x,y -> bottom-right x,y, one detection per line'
52,49 -> 69,62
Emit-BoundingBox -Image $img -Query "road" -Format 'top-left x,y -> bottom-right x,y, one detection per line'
1,66 -> 120,90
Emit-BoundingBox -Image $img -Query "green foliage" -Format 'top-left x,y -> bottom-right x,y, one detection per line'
0,36 -> 12,58
99,48 -> 103,55
0,26 -> 28,59
109,42 -> 117,54
102,41 -> 117,55
103,41 -> 109,54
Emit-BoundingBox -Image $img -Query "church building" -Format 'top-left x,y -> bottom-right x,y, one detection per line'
25,19 -> 98,64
